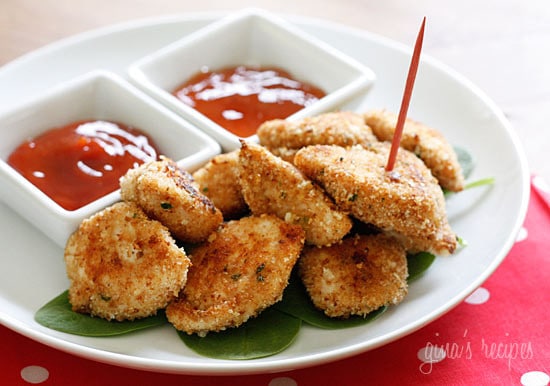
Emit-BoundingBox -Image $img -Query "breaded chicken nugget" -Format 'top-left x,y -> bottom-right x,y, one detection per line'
294,143 -> 457,255
257,111 -> 378,162
166,214 -> 305,336
192,150 -> 247,219
238,141 -> 352,247
120,156 -> 223,243
64,201 -> 190,321
363,109 -> 464,192
299,233 -> 408,318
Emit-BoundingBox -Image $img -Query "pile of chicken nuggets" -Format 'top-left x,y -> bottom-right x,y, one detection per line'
64,109 -> 464,336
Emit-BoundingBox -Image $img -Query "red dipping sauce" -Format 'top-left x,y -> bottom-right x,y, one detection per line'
7,120 -> 160,211
173,65 -> 326,137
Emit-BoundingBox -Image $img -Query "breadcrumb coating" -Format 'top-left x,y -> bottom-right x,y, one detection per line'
363,109 -> 465,192
257,111 -> 378,162
61,108 -> 462,334
294,143 -> 457,255
192,150 -> 248,220
299,233 -> 408,318
120,156 -> 223,243
238,141 -> 352,247
166,214 -> 305,336
64,201 -> 190,321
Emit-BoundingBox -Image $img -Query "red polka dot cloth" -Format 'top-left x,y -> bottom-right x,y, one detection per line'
2,176 -> 549,386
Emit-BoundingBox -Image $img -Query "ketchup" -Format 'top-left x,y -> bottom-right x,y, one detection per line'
7,120 -> 160,211
173,65 -> 326,137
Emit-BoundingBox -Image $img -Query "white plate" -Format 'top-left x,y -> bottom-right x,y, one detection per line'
0,12 -> 529,375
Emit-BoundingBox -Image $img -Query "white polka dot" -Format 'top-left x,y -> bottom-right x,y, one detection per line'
532,175 -> 550,193
417,345 -> 446,374
521,371 -> 550,386
516,227 -> 528,242
464,287 -> 490,304
20,366 -> 49,384
417,345 -> 446,363
269,377 -> 298,386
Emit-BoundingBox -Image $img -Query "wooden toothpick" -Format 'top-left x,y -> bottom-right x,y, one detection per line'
386,17 -> 426,172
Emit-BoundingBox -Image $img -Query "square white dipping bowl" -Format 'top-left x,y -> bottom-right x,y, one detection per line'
0,70 -> 221,247
128,8 -> 376,151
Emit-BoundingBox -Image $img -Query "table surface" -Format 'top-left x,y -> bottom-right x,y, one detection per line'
1,1 -> 549,385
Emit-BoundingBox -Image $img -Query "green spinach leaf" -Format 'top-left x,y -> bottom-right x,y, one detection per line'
35,249 -> 437,357
454,145 -> 474,178
274,273 -> 387,329
35,290 -> 167,336
445,146 -> 494,196
407,251 -> 436,282
177,308 -> 301,360
275,251 -> 435,329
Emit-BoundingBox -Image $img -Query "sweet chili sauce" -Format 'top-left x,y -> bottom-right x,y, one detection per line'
7,120 -> 160,211
173,65 -> 326,137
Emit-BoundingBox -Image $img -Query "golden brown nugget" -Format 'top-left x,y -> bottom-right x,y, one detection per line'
238,141 -> 352,247
192,150 -> 247,219
257,111 -> 378,162
294,143 -> 457,255
64,201 -> 190,321
299,234 -> 408,318
166,214 -> 305,336
363,109 -> 465,192
120,156 -> 223,243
